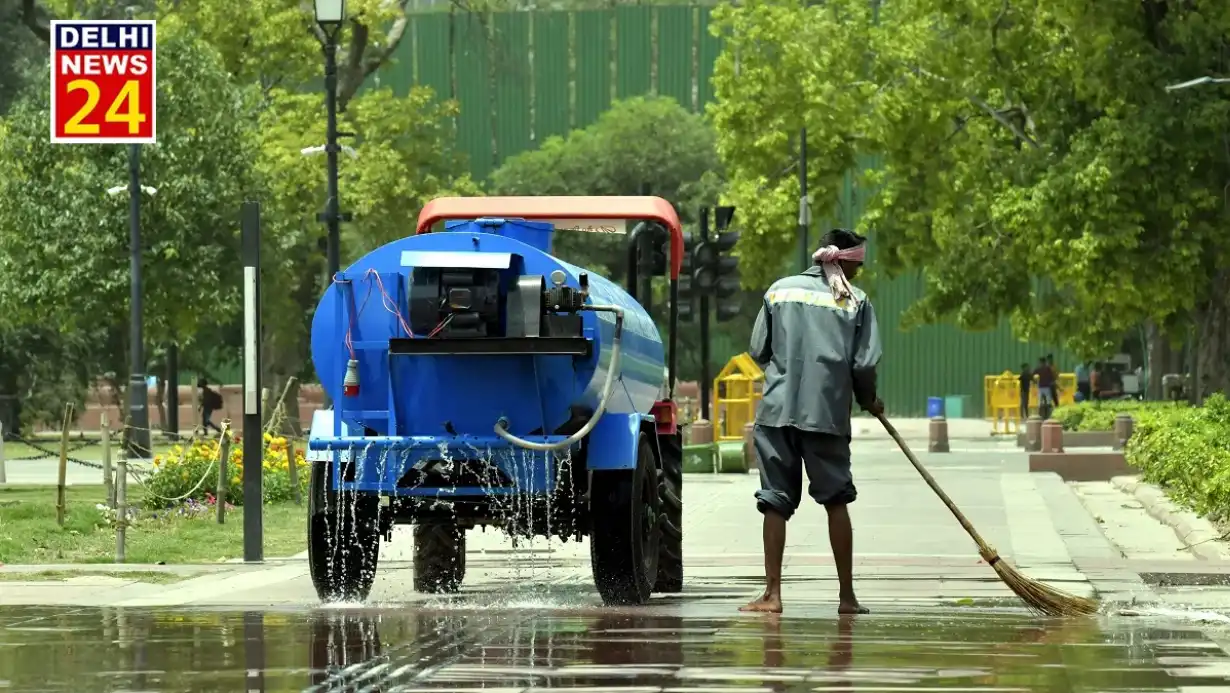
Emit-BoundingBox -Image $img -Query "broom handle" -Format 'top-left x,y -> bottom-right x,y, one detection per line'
875,414 -> 993,551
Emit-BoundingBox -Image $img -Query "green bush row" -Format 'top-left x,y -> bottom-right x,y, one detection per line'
1051,400 -> 1189,431
1124,393 -> 1230,522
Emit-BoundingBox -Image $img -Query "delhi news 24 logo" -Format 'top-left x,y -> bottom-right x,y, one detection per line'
50,19 -> 156,144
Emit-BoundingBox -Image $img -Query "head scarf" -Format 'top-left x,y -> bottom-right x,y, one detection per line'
812,243 -> 866,304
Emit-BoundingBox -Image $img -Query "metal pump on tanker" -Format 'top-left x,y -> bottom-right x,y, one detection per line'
305,196 -> 687,606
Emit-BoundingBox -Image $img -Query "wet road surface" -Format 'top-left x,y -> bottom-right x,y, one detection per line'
3,600 -> 1230,692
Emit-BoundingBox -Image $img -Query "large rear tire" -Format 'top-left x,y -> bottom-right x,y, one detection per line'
589,433 -> 661,605
307,461 -> 381,602
413,524 -> 467,594
654,432 -> 683,593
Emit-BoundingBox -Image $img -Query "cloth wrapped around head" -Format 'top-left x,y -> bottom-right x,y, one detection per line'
813,235 -> 866,303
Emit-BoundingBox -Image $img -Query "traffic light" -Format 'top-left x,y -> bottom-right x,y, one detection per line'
710,206 -> 742,322
644,224 -> 669,277
675,232 -> 697,321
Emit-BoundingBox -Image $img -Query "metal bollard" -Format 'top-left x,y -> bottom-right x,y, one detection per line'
1040,419 -> 1064,453
1024,416 -> 1043,452
742,421 -> 757,470
929,416 -> 950,453
1113,414 -> 1134,451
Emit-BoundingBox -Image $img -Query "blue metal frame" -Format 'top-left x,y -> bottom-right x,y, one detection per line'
308,434 -> 575,495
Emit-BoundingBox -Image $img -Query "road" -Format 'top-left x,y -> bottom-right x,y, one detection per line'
4,437 -> 1230,691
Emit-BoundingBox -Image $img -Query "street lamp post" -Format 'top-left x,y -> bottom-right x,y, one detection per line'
107,145 -> 158,459
313,0 -> 347,283
314,0 -> 349,411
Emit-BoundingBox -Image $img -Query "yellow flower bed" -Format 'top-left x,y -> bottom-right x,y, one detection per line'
143,432 -> 309,508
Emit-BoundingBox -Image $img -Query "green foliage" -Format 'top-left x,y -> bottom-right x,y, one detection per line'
490,95 -> 723,279
0,27 -> 259,347
1052,400 -> 1189,432
709,0 -> 1230,366
1126,394 -> 1230,520
0,327 -> 98,432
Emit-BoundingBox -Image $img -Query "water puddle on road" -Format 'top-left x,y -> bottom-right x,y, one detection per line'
3,604 -> 1230,691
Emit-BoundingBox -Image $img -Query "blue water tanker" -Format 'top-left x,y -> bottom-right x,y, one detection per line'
305,196 -> 686,606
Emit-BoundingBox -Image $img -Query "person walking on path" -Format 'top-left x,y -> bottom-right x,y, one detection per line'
1034,357 -> 1056,419
741,228 -> 883,616
1018,362 -> 1033,419
197,378 -> 224,435
1075,361 -> 1092,402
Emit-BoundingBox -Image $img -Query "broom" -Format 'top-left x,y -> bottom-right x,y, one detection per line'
875,413 -> 1100,617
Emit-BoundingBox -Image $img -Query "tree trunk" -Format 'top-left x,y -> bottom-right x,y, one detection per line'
1146,320 -> 1166,400
1195,270 -> 1230,401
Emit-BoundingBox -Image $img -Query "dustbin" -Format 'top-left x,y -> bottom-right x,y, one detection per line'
944,395 -> 969,419
926,396 -> 945,418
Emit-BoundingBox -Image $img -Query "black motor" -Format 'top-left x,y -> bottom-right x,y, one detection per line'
408,268 -> 500,337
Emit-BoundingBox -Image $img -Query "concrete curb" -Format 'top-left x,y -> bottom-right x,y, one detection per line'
1111,475 -> 1230,561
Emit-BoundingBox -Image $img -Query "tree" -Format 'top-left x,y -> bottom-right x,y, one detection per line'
490,95 -> 724,279
0,28 -> 260,396
489,95 -> 759,382
710,0 -> 1230,394
21,0 -> 412,110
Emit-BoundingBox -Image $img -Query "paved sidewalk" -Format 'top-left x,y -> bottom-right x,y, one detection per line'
1,444 -> 1134,610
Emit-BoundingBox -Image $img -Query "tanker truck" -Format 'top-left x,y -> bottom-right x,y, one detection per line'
305,196 -> 686,606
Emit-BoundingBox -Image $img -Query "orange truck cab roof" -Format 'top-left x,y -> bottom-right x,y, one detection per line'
415,196 -> 685,279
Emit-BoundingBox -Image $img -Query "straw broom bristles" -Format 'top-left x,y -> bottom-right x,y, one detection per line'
876,414 -> 1100,617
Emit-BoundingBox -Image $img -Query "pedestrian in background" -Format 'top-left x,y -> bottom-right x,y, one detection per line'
1075,361 -> 1092,402
197,377 -> 223,435
1034,356 -> 1055,418
1018,362 -> 1032,419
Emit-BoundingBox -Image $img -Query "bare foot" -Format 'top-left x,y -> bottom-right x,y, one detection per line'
838,600 -> 869,615
741,593 -> 783,614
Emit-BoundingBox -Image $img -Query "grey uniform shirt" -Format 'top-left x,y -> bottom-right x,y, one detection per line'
749,266 -> 882,438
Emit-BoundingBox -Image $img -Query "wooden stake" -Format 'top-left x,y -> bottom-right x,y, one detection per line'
287,439 -> 300,505
56,403 -> 74,527
101,412 -> 114,508
217,427 -> 233,524
116,453 -> 127,563
0,421 -> 7,485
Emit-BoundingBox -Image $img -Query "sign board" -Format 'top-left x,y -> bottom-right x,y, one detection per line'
50,20 -> 156,144
545,218 -> 628,235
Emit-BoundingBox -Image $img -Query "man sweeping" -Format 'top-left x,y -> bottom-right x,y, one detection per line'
741,228 -> 883,615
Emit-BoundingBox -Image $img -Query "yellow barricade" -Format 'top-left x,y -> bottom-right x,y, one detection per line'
983,370 -> 1077,434
713,352 -> 764,441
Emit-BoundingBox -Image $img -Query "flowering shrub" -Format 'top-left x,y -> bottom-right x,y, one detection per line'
142,433 -> 309,508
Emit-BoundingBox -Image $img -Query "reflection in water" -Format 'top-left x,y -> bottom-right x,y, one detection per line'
0,605 -> 1228,691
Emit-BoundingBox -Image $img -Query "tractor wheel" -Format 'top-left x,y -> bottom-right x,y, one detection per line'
308,460 -> 382,603
589,433 -> 661,606
654,432 -> 684,593
413,524 -> 467,594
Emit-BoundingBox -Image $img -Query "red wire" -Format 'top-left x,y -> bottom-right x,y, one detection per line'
332,269 -> 417,360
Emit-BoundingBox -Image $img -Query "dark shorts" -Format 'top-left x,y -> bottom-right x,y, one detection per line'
753,424 -> 856,521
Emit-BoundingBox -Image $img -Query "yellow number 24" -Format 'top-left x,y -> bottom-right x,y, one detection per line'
63,79 -> 146,136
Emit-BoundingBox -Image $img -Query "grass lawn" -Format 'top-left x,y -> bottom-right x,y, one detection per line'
0,485 -> 307,565
4,440 -> 177,461
0,569 -> 187,584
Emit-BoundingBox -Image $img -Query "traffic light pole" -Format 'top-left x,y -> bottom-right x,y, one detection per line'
698,208 -> 712,421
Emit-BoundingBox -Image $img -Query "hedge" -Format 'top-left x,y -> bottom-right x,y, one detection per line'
1052,400 -> 1189,431
1123,393 -> 1230,522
